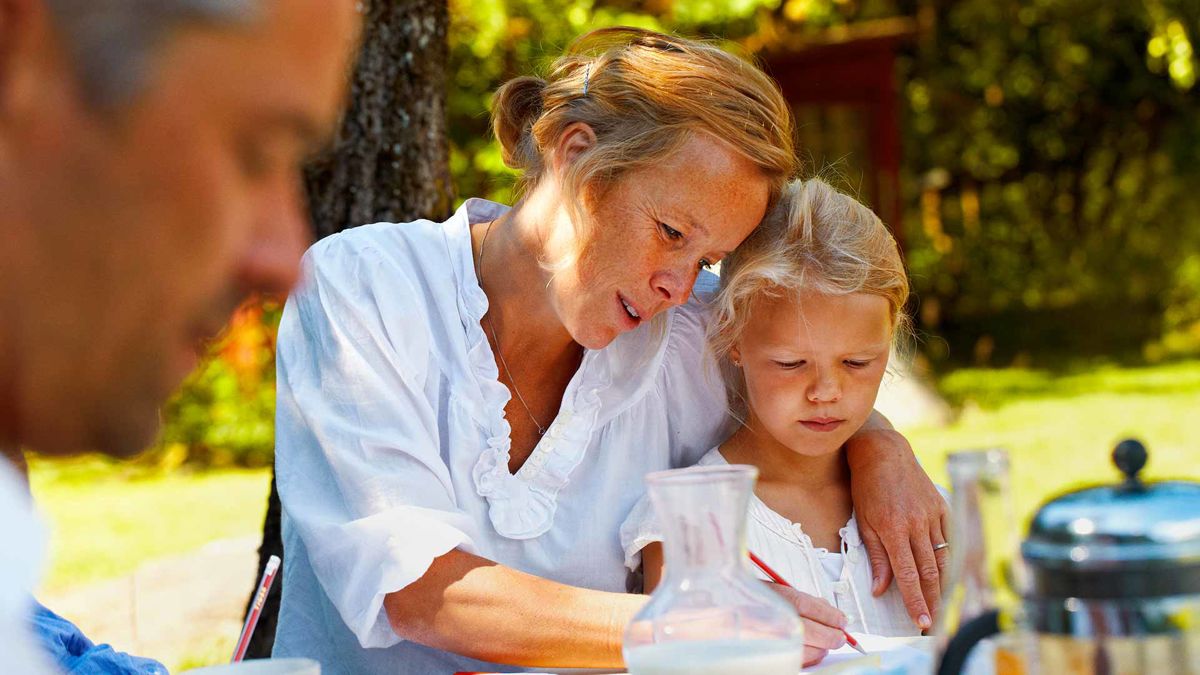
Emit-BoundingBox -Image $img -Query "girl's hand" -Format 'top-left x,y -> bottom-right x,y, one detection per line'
766,583 -> 847,667
846,425 -> 949,632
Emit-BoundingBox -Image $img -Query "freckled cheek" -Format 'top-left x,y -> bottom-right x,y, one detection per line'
845,375 -> 885,418
747,370 -> 806,414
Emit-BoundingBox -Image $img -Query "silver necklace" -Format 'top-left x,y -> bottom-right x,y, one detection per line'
477,219 -> 548,436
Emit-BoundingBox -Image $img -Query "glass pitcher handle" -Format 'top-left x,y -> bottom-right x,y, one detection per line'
937,609 -> 1002,675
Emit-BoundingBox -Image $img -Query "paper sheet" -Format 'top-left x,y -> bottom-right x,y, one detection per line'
480,636 -> 936,675
802,635 -> 936,674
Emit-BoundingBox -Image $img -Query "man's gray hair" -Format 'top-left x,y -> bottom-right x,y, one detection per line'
44,0 -> 260,107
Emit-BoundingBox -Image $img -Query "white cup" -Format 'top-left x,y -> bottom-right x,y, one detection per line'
182,658 -> 320,675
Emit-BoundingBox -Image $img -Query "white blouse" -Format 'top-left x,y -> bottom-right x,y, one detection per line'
621,448 -> 923,638
272,199 -> 735,674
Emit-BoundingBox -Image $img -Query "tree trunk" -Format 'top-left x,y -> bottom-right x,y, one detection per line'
243,0 -> 452,658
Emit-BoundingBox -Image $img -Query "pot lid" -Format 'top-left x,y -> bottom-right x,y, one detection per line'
1021,440 -> 1200,598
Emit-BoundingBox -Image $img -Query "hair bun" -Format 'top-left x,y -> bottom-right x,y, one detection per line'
491,76 -> 547,170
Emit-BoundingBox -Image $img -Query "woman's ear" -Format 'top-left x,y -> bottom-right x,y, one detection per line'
730,346 -> 743,367
549,121 -> 597,174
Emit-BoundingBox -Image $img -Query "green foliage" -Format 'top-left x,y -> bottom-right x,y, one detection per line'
449,0 -> 1200,367
139,0 -> 1200,466
899,0 -> 1200,364
146,301 -> 282,468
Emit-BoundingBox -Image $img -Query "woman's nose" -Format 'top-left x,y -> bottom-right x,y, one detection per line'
650,266 -> 697,307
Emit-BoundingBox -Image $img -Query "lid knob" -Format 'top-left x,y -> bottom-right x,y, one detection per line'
1112,438 -> 1147,488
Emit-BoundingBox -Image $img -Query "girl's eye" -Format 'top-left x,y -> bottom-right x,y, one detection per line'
660,222 -> 684,241
844,359 -> 872,369
775,360 -> 805,370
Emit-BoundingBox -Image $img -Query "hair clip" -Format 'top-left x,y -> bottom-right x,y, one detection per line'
583,63 -> 591,95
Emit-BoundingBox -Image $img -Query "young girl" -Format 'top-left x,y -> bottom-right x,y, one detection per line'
621,177 -> 934,638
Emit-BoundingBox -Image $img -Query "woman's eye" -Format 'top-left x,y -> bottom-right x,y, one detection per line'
775,360 -> 805,370
660,222 -> 684,241
844,359 -> 872,369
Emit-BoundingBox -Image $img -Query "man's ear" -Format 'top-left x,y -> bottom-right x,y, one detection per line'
548,121 -> 597,174
0,0 -> 45,122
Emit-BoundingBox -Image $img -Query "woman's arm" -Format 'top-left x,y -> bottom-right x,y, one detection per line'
384,549 -> 644,668
845,411 -> 949,631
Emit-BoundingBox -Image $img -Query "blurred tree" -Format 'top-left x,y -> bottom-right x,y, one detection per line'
243,0 -> 454,658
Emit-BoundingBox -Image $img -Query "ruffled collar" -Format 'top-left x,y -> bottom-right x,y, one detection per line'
702,448 -> 864,553
443,199 -> 672,540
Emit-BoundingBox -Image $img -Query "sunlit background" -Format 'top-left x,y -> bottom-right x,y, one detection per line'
28,0 -> 1200,669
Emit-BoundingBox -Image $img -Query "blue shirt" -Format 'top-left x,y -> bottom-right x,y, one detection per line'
31,602 -> 168,674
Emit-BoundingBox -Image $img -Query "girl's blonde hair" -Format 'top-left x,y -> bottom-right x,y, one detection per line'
491,27 -> 797,266
708,178 -> 911,413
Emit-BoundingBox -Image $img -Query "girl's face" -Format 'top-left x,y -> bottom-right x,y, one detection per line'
732,289 -> 893,457
547,133 -> 770,350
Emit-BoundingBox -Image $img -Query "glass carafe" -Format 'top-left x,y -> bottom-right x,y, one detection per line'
936,448 -> 1027,674
623,464 -> 804,675
937,448 -> 1022,634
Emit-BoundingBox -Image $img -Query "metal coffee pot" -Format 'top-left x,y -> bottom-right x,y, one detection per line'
939,440 -> 1200,674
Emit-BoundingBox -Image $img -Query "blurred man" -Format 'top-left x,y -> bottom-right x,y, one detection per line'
0,0 -> 360,670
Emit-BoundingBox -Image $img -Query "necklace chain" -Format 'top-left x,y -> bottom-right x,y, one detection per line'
478,219 -> 548,436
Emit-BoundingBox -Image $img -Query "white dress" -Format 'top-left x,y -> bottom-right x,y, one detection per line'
621,448 -> 923,637
0,461 -> 58,674
272,199 -> 735,674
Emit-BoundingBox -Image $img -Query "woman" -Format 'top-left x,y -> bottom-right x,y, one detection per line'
273,27 -> 947,675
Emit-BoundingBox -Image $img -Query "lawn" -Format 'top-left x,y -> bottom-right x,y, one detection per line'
29,458 -> 271,593
905,359 -> 1200,529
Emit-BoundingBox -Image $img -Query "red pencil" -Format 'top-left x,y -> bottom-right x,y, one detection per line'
231,554 -> 282,663
748,550 -> 868,656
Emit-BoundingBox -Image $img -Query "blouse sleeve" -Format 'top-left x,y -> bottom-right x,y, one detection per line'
657,295 -> 736,468
274,235 -> 478,650
618,492 -> 663,573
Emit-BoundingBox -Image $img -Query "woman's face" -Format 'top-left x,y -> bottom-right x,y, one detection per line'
733,289 -> 893,458
550,133 -> 770,350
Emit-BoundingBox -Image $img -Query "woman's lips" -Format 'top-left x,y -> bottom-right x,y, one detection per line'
800,418 -> 845,432
617,293 -> 643,329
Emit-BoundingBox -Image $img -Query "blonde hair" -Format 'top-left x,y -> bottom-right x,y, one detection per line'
708,178 -> 911,413
490,27 -> 796,267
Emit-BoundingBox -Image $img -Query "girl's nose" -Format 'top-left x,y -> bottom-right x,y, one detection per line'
807,368 -> 843,403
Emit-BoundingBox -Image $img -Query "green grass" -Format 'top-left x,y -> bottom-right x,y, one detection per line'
28,458 -> 270,593
906,359 -> 1200,529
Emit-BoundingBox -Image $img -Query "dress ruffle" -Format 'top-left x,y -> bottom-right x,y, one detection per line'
447,201 -> 626,540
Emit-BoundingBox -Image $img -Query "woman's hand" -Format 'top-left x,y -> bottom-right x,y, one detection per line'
845,421 -> 948,632
767,583 -> 847,667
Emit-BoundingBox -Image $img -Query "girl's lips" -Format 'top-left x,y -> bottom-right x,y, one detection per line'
800,419 -> 845,432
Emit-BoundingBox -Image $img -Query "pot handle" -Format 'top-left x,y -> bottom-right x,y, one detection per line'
936,609 -> 1001,675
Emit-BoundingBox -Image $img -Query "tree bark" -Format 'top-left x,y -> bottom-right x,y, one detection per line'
243,0 -> 452,658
